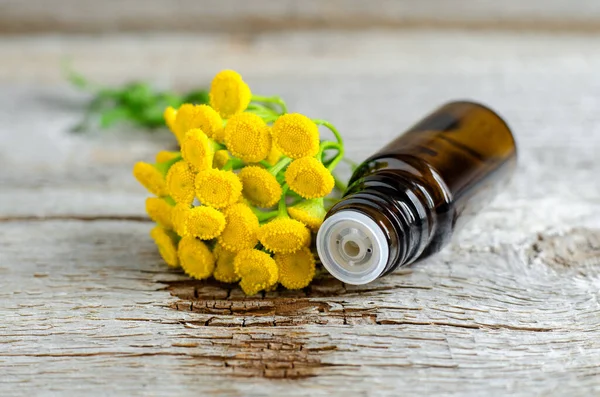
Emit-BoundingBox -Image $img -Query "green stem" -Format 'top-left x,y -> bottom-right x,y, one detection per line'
313,119 -> 343,146
333,174 -> 347,192
277,185 -> 290,217
326,151 -> 344,172
211,140 -> 225,152
251,207 -> 278,222
251,95 -> 288,114
222,158 -> 244,171
317,141 -> 341,162
247,103 -> 277,116
342,156 -> 359,171
268,157 -> 292,176
164,196 -> 177,206
313,120 -> 345,171
154,155 -> 183,176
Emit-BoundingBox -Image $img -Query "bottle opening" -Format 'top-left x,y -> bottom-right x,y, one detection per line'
343,240 -> 361,258
316,210 -> 389,285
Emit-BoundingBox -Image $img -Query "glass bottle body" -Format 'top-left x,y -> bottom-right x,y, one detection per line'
317,101 -> 517,284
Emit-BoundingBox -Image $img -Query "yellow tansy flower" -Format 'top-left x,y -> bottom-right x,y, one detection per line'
287,198 -> 327,231
166,161 -> 196,205
285,157 -> 335,199
272,113 -> 320,159
145,197 -> 174,229
274,247 -> 316,290
223,112 -> 271,163
218,203 -> 259,252
163,106 -> 177,135
155,150 -> 180,163
185,206 -> 226,240
133,161 -> 169,197
212,149 -> 230,169
211,123 -> 227,144
194,168 -> 242,209
171,104 -> 195,143
213,245 -> 241,283
171,104 -> 223,143
192,104 -> 223,141
150,226 -> 179,267
238,166 -> 282,208
233,249 -> 278,296
178,236 -> 215,280
257,217 -> 311,254
265,145 -> 282,166
181,129 -> 217,171
209,70 -> 252,119
171,203 -> 191,236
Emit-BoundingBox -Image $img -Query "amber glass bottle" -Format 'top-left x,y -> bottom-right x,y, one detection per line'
316,101 -> 517,284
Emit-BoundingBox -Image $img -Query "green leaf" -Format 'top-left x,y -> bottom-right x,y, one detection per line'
183,89 -> 210,104
99,107 -> 131,128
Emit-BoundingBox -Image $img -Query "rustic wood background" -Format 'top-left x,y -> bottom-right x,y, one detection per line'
1,1 -> 600,396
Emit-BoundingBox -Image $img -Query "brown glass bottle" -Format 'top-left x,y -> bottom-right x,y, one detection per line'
316,101 -> 517,284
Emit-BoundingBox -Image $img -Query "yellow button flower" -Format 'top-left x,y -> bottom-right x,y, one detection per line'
133,161 -> 168,197
211,124 -> 227,144
272,113 -> 320,159
233,249 -> 278,296
155,150 -> 180,163
209,70 -> 252,119
194,168 -> 242,209
181,129 -> 216,171
213,245 -> 241,283
163,106 -> 177,136
171,203 -> 191,236
285,157 -> 335,199
224,112 -> 271,163
150,226 -> 179,267
166,161 -> 196,206
192,104 -> 223,141
287,198 -> 327,231
212,149 -> 230,169
178,236 -> 215,280
257,217 -> 311,254
145,197 -> 174,229
185,206 -> 226,240
171,104 -> 194,143
265,145 -> 282,166
218,203 -> 260,252
238,166 -> 282,208
274,247 -> 316,290
172,104 -> 223,143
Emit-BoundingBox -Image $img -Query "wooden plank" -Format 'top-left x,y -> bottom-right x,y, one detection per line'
1,31 -> 600,395
2,0 -> 600,34
2,220 -> 600,395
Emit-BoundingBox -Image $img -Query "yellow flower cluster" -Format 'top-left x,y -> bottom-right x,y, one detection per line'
134,69 -> 347,295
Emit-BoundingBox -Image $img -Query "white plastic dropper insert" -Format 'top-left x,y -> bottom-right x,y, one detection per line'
316,210 -> 389,285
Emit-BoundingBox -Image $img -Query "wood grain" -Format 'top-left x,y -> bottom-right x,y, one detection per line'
1,31 -> 600,395
3,0 -> 600,34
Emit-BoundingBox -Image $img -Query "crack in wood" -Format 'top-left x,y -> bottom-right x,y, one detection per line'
0,214 -> 152,223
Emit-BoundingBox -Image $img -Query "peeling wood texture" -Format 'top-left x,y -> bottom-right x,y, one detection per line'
1,29 -> 600,396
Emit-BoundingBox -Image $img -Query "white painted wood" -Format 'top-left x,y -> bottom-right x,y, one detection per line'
1,31 -> 600,395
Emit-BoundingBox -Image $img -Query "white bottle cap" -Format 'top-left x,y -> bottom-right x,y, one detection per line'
316,210 -> 389,285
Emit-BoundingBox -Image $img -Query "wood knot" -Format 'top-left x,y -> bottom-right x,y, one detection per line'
528,228 -> 600,276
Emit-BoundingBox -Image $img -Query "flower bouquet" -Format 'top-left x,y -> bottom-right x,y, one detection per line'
133,70 -> 347,295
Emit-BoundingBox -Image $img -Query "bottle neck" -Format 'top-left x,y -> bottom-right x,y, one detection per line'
317,181 -> 432,284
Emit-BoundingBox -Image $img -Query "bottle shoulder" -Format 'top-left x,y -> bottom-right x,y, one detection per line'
347,153 -> 454,211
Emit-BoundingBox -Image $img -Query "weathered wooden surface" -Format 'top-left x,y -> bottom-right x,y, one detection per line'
3,0 -> 600,33
1,31 -> 600,396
